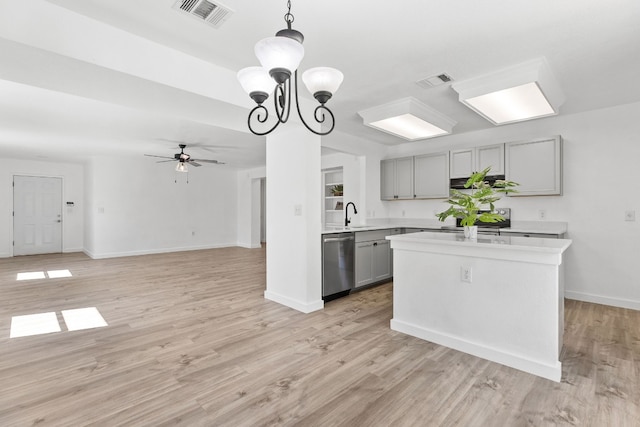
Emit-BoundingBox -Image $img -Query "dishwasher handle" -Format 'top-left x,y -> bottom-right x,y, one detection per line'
323,236 -> 355,243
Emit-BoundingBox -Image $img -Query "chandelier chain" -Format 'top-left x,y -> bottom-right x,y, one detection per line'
284,0 -> 294,25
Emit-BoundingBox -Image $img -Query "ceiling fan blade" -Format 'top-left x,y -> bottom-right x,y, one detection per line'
145,154 -> 174,160
156,160 -> 176,163
192,158 -> 221,164
188,161 -> 202,167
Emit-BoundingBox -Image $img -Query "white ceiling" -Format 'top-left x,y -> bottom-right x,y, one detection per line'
0,0 -> 639,168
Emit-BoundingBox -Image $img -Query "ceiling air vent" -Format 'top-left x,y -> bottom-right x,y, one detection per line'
173,0 -> 234,29
416,73 -> 454,89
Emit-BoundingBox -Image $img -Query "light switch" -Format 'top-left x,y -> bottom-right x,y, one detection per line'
625,210 -> 636,221
294,204 -> 302,216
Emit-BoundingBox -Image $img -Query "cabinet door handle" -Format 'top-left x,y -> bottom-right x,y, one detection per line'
373,242 -> 378,246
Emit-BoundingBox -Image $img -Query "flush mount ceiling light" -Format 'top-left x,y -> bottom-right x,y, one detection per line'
358,97 -> 457,141
237,0 -> 343,136
452,58 -> 565,125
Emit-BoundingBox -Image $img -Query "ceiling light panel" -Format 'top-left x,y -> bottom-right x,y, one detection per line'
464,82 -> 555,124
358,97 -> 457,141
452,57 -> 565,125
369,114 -> 449,140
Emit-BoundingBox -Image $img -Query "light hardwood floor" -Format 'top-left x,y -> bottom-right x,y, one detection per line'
1,247 -> 639,426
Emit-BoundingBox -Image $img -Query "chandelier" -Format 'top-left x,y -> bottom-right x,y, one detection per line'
237,1 -> 344,136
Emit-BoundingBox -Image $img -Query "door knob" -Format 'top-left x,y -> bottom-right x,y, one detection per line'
56,220 -> 61,223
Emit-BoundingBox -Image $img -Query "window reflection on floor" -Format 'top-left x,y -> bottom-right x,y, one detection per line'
10,312 -> 61,338
16,271 -> 46,281
16,269 -> 73,280
47,269 -> 72,278
61,307 -> 108,331
10,267 -> 108,338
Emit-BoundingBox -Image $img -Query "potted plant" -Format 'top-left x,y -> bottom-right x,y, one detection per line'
331,184 -> 343,196
436,166 -> 519,239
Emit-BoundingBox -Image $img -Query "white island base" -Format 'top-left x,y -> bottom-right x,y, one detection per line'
387,232 -> 572,382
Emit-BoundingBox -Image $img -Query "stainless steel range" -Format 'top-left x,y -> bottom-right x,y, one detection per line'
441,208 -> 511,236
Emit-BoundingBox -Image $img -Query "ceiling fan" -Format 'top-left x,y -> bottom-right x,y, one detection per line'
144,144 -> 224,170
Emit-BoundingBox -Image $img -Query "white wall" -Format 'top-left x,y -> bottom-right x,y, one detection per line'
0,158 -> 84,257
377,101 -> 640,310
84,156 -> 238,258
264,125 -> 323,313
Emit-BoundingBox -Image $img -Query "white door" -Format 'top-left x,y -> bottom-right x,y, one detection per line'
13,176 -> 63,255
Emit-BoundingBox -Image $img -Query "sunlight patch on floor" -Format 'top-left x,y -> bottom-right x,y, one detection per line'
16,271 -> 46,281
10,312 -> 61,338
61,307 -> 108,331
16,269 -> 73,280
47,269 -> 73,278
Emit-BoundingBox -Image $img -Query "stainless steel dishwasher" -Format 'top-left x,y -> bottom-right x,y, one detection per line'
322,233 -> 355,300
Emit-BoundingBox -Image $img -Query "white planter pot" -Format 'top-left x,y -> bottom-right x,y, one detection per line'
464,225 -> 478,239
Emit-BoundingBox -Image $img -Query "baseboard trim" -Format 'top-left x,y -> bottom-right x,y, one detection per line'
237,242 -> 263,249
63,248 -> 83,254
83,243 -> 237,260
565,290 -> 640,311
264,290 -> 324,314
390,318 -> 561,382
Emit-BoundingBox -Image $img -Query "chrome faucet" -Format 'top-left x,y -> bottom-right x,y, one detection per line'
345,202 -> 358,227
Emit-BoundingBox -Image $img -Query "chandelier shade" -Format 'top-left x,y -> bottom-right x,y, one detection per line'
237,66 -> 275,104
254,36 -> 305,82
302,67 -> 344,102
237,0 -> 341,136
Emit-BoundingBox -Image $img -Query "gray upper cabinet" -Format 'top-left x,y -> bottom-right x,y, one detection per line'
380,157 -> 414,200
414,152 -> 450,199
380,159 -> 396,200
449,148 -> 474,178
506,136 -> 562,196
477,144 -> 505,175
450,144 -> 504,178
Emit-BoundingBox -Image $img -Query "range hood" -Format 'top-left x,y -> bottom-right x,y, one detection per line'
449,174 -> 505,190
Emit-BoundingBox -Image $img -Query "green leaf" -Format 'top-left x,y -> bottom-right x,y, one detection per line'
435,165 -> 520,225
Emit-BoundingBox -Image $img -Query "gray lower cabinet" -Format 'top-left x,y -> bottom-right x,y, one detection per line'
355,241 -> 374,287
355,229 -> 399,288
355,240 -> 391,288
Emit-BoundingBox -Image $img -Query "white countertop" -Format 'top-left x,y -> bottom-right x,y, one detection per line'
386,231 -> 572,254
322,219 -> 568,236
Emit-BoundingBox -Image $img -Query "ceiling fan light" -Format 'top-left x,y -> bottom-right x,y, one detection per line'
254,36 -> 305,81
302,67 -> 344,103
176,162 -> 188,172
237,66 -> 274,103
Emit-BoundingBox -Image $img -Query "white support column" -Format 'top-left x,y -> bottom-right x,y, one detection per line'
264,124 -> 323,313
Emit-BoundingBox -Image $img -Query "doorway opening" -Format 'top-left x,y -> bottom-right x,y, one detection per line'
260,178 -> 266,245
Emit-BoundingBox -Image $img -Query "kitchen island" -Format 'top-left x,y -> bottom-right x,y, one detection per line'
386,231 -> 572,381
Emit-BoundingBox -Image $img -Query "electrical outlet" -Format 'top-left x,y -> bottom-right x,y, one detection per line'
461,266 -> 472,283
625,210 -> 636,222
402,210 -> 406,217
191,231 -> 196,237
538,210 -> 546,220
294,204 -> 302,216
